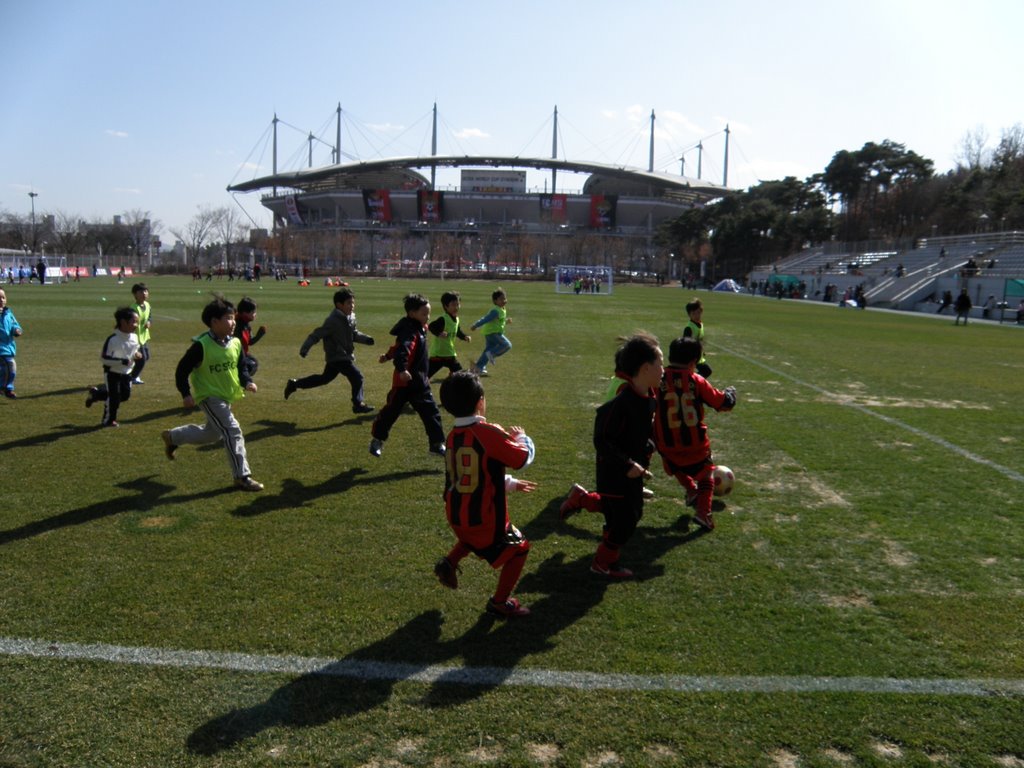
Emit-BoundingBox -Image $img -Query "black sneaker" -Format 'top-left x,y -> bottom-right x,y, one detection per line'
429,442 -> 447,456
85,387 -> 98,408
352,402 -> 375,414
486,597 -> 530,618
434,557 -> 460,589
590,560 -> 634,579
284,379 -> 298,400
369,438 -> 383,457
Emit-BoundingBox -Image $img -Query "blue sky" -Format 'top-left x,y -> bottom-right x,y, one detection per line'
2,0 -> 1020,239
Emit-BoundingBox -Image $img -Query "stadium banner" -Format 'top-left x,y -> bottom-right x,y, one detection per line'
461,169 -> 526,194
417,190 -> 444,223
362,189 -> 393,223
539,194 -> 568,223
1004,278 -> 1024,297
589,194 -> 617,228
284,195 -> 305,225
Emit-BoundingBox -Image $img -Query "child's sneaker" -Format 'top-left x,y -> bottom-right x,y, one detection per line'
692,508 -> 715,530
642,487 -> 655,500
235,476 -> 264,492
85,387 -> 98,408
559,483 -> 588,520
590,560 -> 634,579
692,509 -> 715,530
283,379 -> 298,400
369,438 -> 383,457
486,597 -> 530,618
352,402 -> 374,414
434,557 -> 460,589
685,489 -> 699,508
161,430 -> 177,460
428,442 -> 447,457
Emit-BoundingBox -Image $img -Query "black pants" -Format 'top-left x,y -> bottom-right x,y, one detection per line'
295,359 -> 365,404
371,384 -> 444,444
96,370 -> 132,424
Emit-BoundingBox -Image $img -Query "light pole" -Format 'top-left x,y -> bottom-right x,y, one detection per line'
28,191 -> 38,255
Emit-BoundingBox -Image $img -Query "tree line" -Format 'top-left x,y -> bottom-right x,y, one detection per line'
658,125 -> 1024,280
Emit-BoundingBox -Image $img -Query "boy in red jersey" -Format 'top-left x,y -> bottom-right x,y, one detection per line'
434,370 -> 537,618
653,337 -> 736,530
560,332 -> 663,579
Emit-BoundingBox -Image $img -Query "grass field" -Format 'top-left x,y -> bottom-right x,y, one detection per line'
1,275 -> 1023,767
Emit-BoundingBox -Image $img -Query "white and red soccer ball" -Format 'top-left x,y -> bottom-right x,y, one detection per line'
712,465 -> 735,497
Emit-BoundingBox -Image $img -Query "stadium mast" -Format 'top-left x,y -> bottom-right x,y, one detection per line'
272,113 -> 278,198
431,102 -> 438,189
723,124 -> 730,187
335,103 -> 341,164
649,110 -> 655,172
551,106 -> 558,193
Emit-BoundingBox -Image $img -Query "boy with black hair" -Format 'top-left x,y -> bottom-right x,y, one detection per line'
369,293 -> 446,458
682,298 -> 712,378
559,332 -> 663,579
285,288 -> 374,413
434,370 -> 537,618
470,288 -> 511,376
85,306 -> 142,427
653,337 -> 736,530
161,297 -> 263,492
128,283 -> 151,384
427,290 -> 471,378
233,296 -> 266,379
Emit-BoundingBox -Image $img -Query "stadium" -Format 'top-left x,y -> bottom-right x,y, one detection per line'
227,105 -> 731,279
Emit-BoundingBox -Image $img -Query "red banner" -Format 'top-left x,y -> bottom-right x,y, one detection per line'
540,194 -> 568,224
589,194 -> 616,229
363,189 -> 393,222
417,190 -> 444,223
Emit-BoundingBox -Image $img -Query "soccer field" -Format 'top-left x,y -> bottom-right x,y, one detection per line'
1,276 -> 1022,767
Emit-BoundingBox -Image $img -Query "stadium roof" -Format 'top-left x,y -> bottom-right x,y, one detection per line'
227,155 -> 731,204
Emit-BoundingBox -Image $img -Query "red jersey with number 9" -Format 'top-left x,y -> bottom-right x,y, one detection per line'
653,366 -> 731,467
444,419 -> 530,551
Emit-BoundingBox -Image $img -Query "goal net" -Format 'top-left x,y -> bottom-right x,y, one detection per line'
555,265 -> 613,295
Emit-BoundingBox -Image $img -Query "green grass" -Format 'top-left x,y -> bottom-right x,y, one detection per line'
1,276 -> 1023,766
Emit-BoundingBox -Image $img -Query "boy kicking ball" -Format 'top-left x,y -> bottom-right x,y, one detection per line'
434,370 -> 537,618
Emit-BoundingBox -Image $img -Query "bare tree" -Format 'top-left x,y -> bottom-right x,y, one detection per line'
122,209 -> 161,271
214,206 -> 246,269
52,210 -> 86,257
955,125 -> 990,171
170,205 -> 223,268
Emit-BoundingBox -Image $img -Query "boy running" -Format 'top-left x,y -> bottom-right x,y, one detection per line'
85,307 -> 142,427
369,293 -> 445,458
427,291 -> 471,378
434,370 -> 537,618
285,289 -> 374,413
0,289 -> 23,399
129,283 -> 152,384
653,337 -> 736,530
469,288 -> 511,376
161,297 -> 263,492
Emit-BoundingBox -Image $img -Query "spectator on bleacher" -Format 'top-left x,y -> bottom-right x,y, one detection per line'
954,289 -> 972,326
1016,300 -> 1024,325
897,263 -> 906,277
982,295 -> 997,319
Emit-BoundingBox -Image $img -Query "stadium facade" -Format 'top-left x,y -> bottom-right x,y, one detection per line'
227,105 -> 732,277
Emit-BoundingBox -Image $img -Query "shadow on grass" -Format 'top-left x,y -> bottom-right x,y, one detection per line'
0,475 -> 234,546
187,495 -> 707,752
4,386 -> 89,400
193,418 -> 372,455
186,610 -> 448,756
231,468 -> 436,518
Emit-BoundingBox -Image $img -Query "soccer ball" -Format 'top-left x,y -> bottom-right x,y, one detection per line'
516,434 -> 536,467
712,465 -> 735,496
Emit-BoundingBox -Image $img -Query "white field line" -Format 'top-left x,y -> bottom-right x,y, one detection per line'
2,636 -> 1023,696
714,342 -> 1024,484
